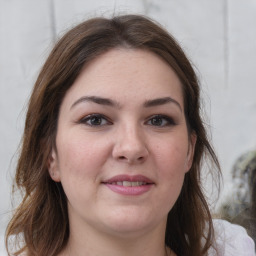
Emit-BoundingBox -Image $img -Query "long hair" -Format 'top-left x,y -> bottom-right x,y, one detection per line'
6,14 -> 221,256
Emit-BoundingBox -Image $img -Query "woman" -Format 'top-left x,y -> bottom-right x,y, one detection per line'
5,15 -> 255,256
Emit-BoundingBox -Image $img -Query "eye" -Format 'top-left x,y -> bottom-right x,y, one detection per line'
80,114 -> 111,126
146,115 -> 175,127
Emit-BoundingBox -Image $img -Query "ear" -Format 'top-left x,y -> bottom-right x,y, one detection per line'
185,132 -> 197,172
48,149 -> 61,182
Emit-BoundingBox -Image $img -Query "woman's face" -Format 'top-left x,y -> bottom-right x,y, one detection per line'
49,48 -> 196,238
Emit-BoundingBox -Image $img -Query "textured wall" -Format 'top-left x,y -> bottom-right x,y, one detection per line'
1,0 -> 256,253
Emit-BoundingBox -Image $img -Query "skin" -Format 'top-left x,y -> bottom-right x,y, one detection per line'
49,48 -> 196,256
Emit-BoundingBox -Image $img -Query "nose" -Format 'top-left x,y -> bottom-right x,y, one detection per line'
112,124 -> 149,164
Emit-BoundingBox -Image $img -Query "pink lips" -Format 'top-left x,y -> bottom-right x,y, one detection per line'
102,175 -> 154,196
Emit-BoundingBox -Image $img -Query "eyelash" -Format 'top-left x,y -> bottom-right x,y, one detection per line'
79,114 -> 112,126
79,114 -> 176,127
145,115 -> 176,127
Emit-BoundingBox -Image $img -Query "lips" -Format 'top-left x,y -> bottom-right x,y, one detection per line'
109,181 -> 147,186
103,175 -> 154,186
102,175 -> 154,195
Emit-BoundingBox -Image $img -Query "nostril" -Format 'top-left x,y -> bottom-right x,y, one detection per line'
117,155 -> 144,162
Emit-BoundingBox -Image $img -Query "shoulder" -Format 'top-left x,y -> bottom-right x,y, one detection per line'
208,219 -> 255,256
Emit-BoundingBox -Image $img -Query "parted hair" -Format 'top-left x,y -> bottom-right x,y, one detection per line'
6,14 -> 220,256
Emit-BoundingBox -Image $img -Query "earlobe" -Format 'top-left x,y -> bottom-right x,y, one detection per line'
185,132 -> 197,172
48,149 -> 61,182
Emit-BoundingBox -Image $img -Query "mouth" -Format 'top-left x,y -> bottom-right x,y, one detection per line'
102,174 -> 154,186
102,175 -> 154,196
105,181 -> 148,187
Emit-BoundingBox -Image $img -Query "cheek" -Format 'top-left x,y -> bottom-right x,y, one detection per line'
56,132 -> 111,180
55,134 -> 112,207
154,136 -> 189,176
152,139 -> 188,213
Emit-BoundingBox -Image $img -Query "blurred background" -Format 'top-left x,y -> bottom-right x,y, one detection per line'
1,0 -> 256,253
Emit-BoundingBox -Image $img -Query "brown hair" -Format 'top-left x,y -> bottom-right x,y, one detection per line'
6,14 -> 221,256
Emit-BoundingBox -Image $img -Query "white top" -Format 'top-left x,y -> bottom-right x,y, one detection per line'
0,220 -> 255,255
208,219 -> 255,256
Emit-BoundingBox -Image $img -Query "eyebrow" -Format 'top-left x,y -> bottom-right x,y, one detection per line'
70,96 -> 120,109
143,97 -> 182,111
70,96 -> 182,111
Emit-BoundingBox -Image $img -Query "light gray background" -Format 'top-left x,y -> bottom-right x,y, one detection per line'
1,0 -> 256,253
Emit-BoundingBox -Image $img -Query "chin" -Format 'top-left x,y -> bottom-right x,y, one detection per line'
99,207 -> 165,237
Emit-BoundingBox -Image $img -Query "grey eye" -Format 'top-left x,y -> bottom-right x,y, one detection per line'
151,116 -> 163,126
146,115 -> 175,127
81,114 -> 110,126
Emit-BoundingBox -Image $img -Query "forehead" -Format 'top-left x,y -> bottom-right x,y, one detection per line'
62,48 -> 184,109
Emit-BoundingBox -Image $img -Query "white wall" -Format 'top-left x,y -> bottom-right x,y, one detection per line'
1,0 -> 256,252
